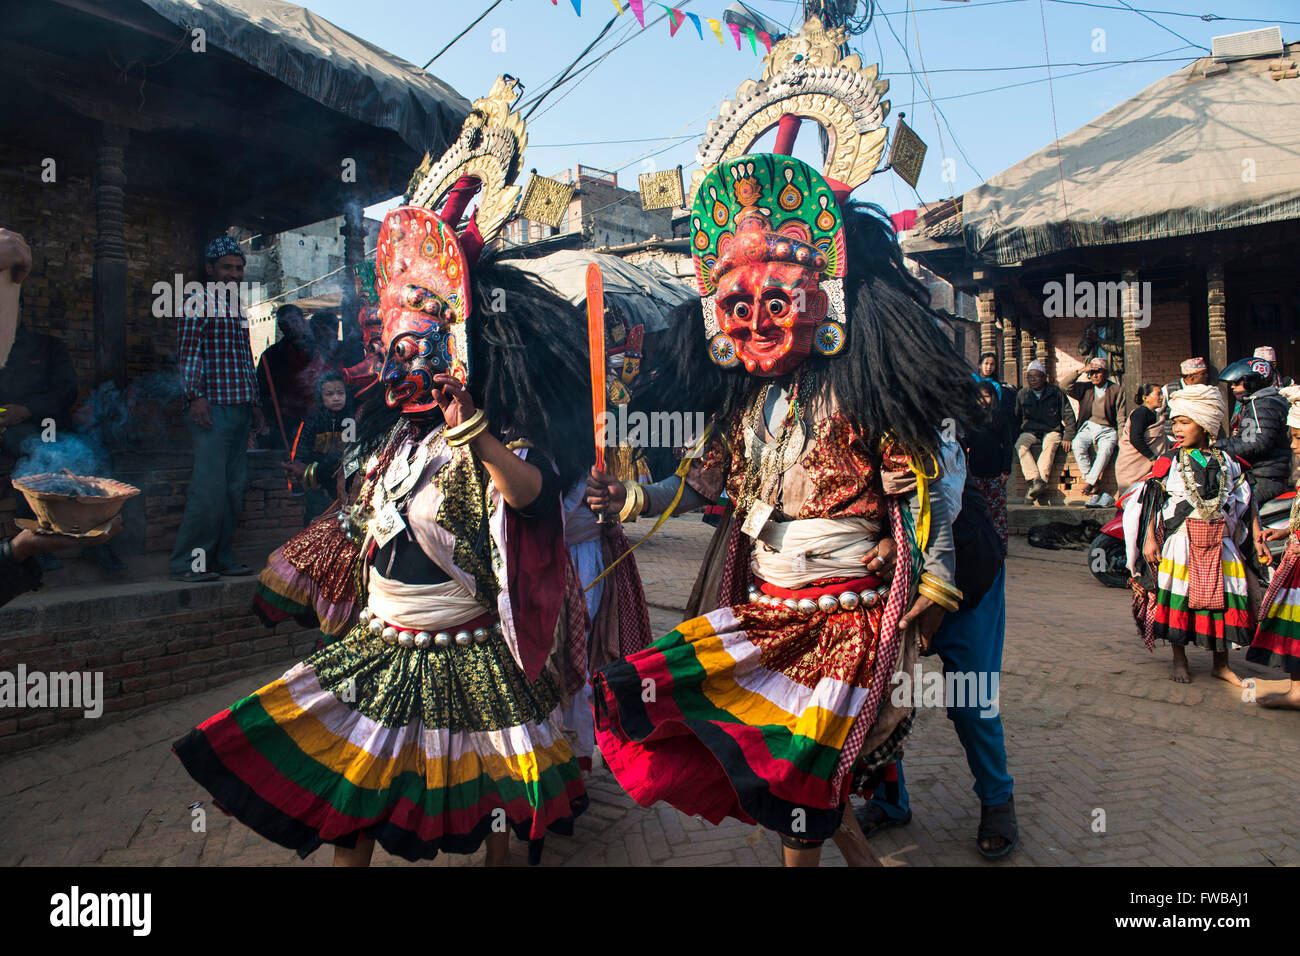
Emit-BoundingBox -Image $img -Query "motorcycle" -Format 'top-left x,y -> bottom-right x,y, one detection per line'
1088,483 -> 1295,588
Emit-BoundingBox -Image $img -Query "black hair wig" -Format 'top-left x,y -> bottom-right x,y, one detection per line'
634,202 -> 980,459
464,253 -> 593,489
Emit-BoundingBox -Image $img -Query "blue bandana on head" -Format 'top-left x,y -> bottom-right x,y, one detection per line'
205,236 -> 245,263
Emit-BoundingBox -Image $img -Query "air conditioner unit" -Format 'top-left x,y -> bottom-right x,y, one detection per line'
1212,26 -> 1284,62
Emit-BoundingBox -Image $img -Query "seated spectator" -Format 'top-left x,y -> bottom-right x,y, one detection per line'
1014,360 -> 1076,505
1115,383 -> 1169,490
256,304 -> 329,451
283,371 -> 354,524
1065,357 -> 1125,508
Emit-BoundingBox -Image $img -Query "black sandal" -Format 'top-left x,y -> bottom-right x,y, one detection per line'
976,796 -> 1018,859
853,801 -> 912,838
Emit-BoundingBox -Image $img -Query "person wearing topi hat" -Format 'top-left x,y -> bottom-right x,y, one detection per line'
1013,359 -> 1076,504
1254,346 -> 1292,388
1064,356 -> 1124,507
1162,357 -> 1213,440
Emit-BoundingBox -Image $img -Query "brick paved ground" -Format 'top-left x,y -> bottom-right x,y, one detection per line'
1,514 -> 1296,867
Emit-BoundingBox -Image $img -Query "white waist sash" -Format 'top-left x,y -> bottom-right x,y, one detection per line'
751,516 -> 881,588
367,568 -> 487,631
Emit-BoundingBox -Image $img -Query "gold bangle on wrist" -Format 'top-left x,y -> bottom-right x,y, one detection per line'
447,412 -> 489,448
617,481 -> 644,523
446,409 -> 485,442
918,572 -> 962,612
303,462 -> 317,489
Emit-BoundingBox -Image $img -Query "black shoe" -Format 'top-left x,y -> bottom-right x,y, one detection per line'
218,564 -> 255,577
170,570 -> 220,583
853,801 -> 913,837
977,796 -> 1019,859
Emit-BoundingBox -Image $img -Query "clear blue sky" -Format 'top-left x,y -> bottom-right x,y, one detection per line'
299,0 -> 1300,217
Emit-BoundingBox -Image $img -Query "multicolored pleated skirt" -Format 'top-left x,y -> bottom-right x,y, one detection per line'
592,580 -> 912,843
1152,534 -> 1255,651
1247,542 -> 1300,672
253,515 -> 360,642
174,618 -> 588,864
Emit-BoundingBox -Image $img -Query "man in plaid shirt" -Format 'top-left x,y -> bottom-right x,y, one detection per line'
168,236 -> 266,582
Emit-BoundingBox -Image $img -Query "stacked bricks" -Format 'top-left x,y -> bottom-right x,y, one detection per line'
0,141 -> 201,390
0,579 -> 317,756
114,448 -> 307,555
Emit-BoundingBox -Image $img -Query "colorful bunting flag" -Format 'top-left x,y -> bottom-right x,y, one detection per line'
559,1 -> 772,54
661,4 -> 684,36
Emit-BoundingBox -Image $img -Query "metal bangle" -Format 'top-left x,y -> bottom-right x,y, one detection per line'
445,409 -> 485,442
447,418 -> 489,448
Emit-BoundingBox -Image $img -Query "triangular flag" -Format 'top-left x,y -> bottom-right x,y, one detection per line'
707,17 -> 723,45
628,0 -> 644,25
728,22 -> 742,50
758,30 -> 772,53
571,0 -> 581,12
611,0 -> 622,14
744,25 -> 758,54
662,5 -> 684,37
686,12 -> 703,39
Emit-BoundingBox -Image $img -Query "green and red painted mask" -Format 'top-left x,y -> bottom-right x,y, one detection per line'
691,155 -> 847,376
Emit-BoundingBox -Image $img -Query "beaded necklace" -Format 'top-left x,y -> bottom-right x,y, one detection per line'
1178,446 -> 1228,522
737,368 -> 814,515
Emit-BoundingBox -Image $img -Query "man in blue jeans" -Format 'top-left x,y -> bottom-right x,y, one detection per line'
168,237 -> 265,582
857,563 -> 1017,858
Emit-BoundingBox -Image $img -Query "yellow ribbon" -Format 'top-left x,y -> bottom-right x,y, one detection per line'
909,450 -> 940,552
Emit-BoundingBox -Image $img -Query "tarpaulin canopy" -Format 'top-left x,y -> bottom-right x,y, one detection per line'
962,44 -> 1300,266
137,0 -> 471,154
503,250 -> 693,333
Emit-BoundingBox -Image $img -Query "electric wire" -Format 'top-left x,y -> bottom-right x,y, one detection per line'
422,0 -> 507,68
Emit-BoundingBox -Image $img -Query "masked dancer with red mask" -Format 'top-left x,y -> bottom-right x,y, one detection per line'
584,19 -> 979,866
174,77 -> 593,866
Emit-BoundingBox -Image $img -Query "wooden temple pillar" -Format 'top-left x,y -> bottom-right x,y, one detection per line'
1019,328 -> 1035,374
1207,262 -> 1228,372
93,123 -> 129,388
1120,267 -> 1143,402
1002,306 -> 1020,387
977,288 -> 998,367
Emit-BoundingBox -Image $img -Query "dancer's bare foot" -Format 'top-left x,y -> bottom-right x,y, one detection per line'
1258,683 -> 1300,710
1170,646 -> 1191,683
1211,651 -> 1243,687
1211,665 -> 1244,686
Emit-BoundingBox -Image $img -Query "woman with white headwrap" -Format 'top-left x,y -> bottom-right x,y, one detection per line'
1123,384 -> 1270,683
1244,385 -> 1300,709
